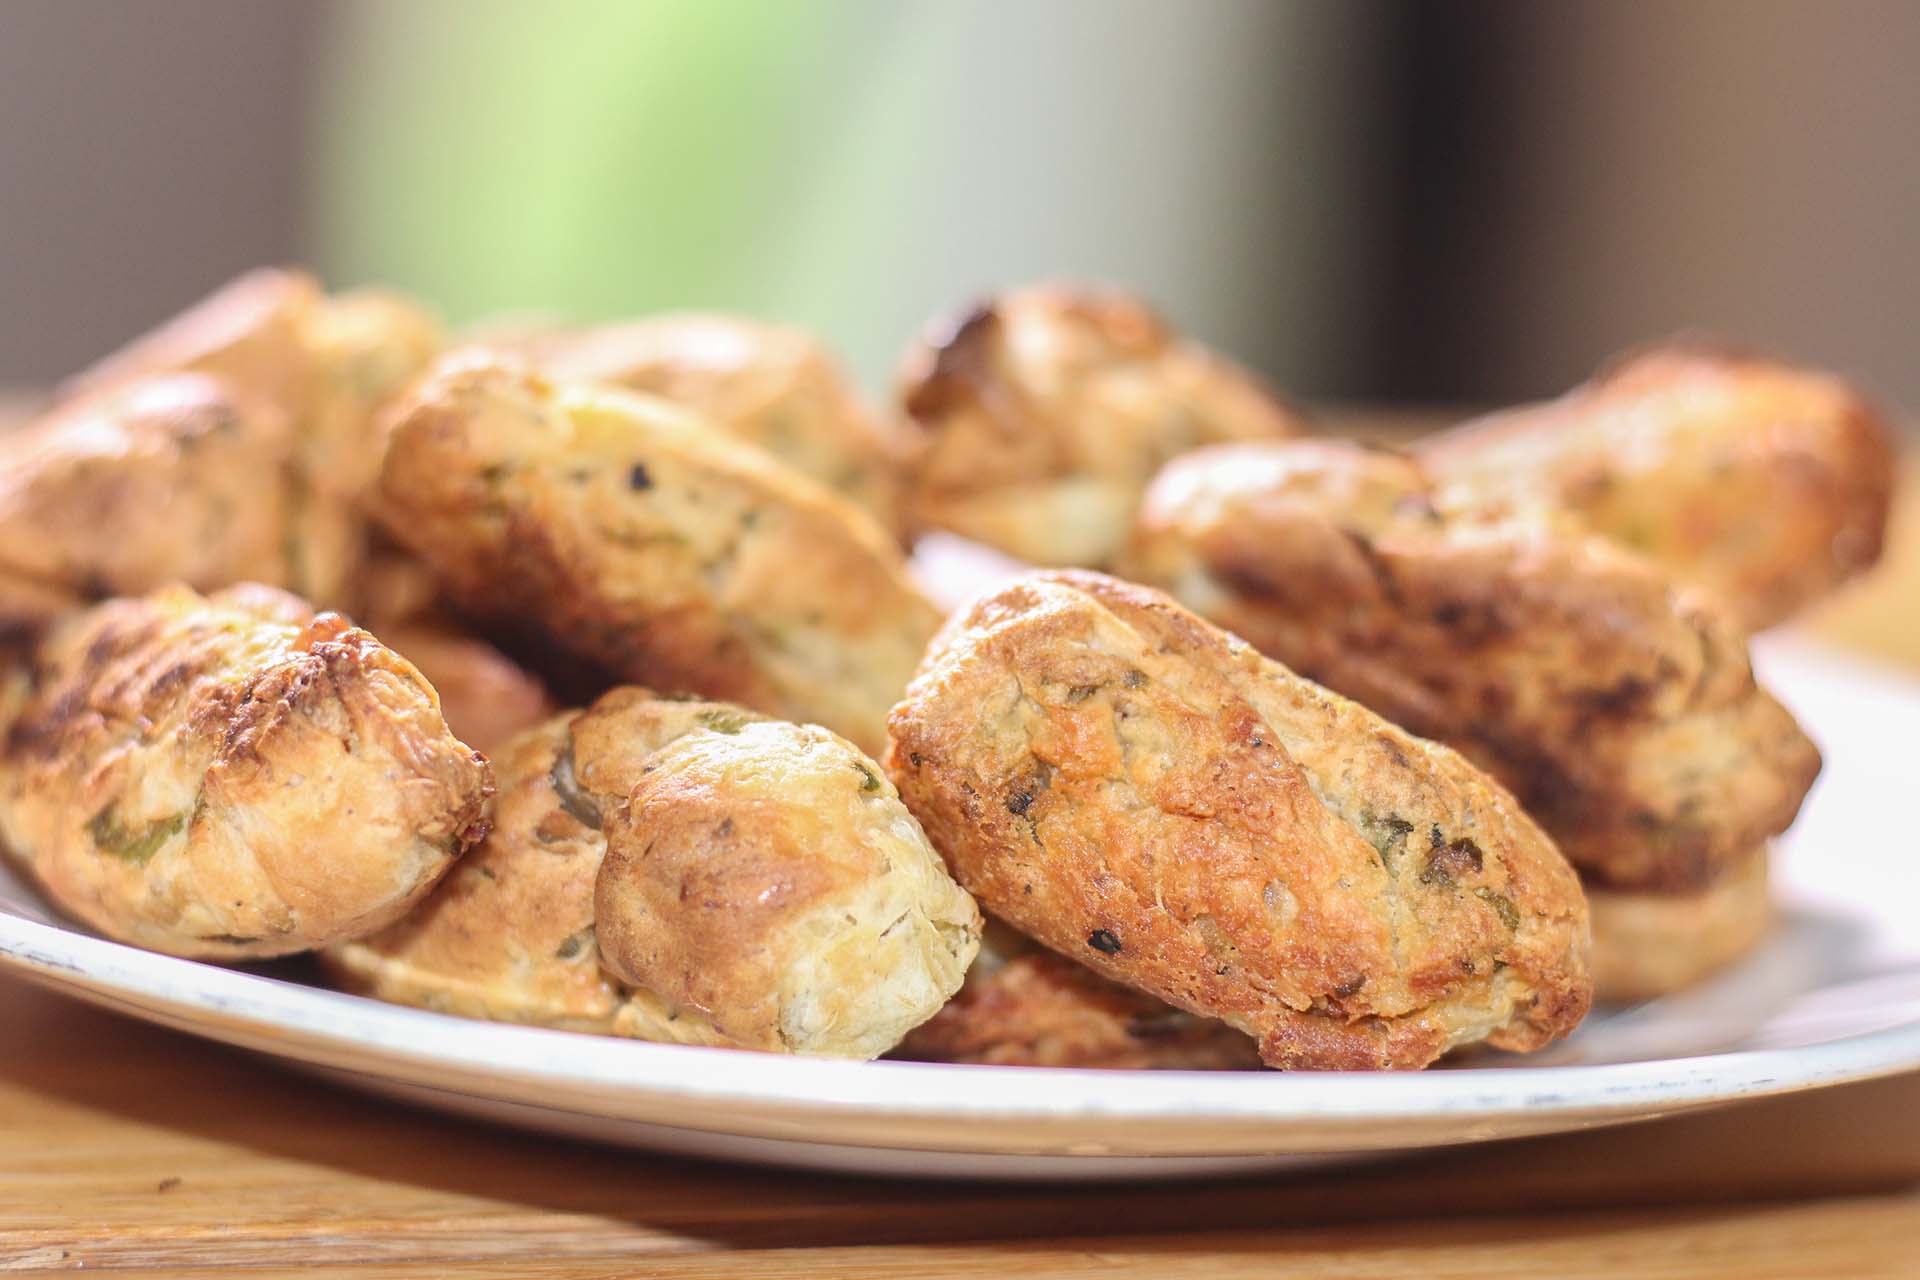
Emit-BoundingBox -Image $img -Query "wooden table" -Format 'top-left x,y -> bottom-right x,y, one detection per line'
2,451 -> 1916,1279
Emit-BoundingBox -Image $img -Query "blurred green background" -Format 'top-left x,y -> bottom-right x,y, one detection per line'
0,0 -> 1914,418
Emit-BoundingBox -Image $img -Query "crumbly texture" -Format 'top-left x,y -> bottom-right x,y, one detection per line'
374,354 -> 941,755
0,375 -> 300,641
328,688 -> 981,1058
1589,846 -> 1775,1002
1418,341 -> 1896,631
896,921 -> 1260,1070
886,570 -> 1591,1071
1124,441 -> 1822,893
508,314 -> 914,538
897,286 -> 1305,568
57,269 -> 443,612
0,584 -> 493,958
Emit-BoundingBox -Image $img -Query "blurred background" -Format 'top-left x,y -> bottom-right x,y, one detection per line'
0,0 -> 1913,419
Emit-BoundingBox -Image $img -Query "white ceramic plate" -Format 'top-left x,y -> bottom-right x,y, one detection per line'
4,634 -> 1920,1181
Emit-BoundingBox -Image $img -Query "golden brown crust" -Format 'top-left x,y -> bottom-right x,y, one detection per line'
895,924 -> 1260,1069
0,584 -> 493,958
886,570 -> 1591,1071
0,375 -> 300,636
327,688 -> 981,1058
897,286 -> 1305,568
1590,846 -> 1775,1002
1124,441 -> 1822,893
1419,341 -> 1897,630
55,269 -> 444,612
374,353 -> 941,755
512,315 -> 913,538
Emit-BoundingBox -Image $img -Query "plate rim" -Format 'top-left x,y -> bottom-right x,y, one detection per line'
7,909 -> 1920,1135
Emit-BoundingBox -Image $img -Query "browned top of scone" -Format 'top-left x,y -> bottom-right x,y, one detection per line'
0,583 -> 492,957
373,352 -> 940,754
895,285 -> 1305,566
1419,340 -> 1897,631
886,570 -> 1590,1070
594,710 -> 979,1055
576,688 -> 980,1056
1125,440 -> 1823,892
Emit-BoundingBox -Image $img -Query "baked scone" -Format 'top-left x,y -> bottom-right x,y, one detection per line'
895,920 -> 1260,1069
507,315 -> 913,537
327,688 -> 981,1058
897,286 -> 1305,568
374,353 -> 942,755
1418,342 -> 1896,630
60,268 -> 443,609
1124,441 -> 1821,895
886,570 -> 1591,1071
0,584 -> 493,959
1588,847 -> 1775,1002
0,375 -> 300,643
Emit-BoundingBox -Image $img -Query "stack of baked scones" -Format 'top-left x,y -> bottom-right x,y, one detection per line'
0,272 -> 1894,1070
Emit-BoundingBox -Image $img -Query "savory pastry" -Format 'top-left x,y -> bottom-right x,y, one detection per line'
327,688 -> 981,1058
1587,848 -> 1775,1002
895,920 -> 1259,1069
897,285 -> 1305,568
1418,341 -> 1896,630
886,570 -> 1591,1071
1124,441 -> 1821,896
0,374 -> 298,642
0,584 -> 493,959
509,314 -> 913,537
60,268 -> 443,609
374,353 -> 942,755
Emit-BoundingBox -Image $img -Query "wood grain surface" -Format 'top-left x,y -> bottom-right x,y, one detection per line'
0,419 -> 1915,1278
4,969 -> 1919,1276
